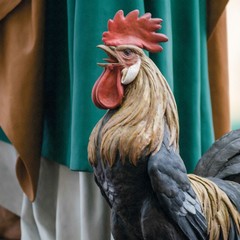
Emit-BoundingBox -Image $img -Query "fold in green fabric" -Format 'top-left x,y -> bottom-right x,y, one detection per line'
1,0 -> 214,173
0,129 -> 9,143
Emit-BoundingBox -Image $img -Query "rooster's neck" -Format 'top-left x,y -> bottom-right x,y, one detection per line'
88,57 -> 179,167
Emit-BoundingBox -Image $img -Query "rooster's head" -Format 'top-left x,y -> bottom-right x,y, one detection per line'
92,10 -> 168,109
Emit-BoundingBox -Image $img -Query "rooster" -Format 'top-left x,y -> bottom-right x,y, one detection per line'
88,10 -> 240,240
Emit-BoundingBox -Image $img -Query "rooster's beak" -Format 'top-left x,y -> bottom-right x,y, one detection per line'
97,45 -> 119,67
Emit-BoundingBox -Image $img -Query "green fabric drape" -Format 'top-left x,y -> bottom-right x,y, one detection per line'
42,0 -> 146,171
0,129 -> 9,143
1,0 -> 214,173
41,0 -> 214,173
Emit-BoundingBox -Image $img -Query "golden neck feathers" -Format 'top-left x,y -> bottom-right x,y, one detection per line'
88,55 -> 179,166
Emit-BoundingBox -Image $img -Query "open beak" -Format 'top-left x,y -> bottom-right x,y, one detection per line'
92,45 -> 124,109
97,45 -> 119,67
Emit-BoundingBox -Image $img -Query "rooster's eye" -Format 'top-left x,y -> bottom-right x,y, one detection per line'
123,49 -> 133,57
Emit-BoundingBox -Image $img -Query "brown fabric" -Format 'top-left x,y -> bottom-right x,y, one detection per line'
0,0 -> 45,201
207,1 -> 230,139
0,205 -> 20,239
207,0 -> 229,38
0,0 -> 21,20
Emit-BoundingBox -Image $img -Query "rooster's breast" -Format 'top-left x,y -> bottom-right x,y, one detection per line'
94,153 -> 153,218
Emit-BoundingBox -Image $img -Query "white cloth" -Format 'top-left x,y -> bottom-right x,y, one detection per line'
0,141 -> 22,215
0,141 -> 113,240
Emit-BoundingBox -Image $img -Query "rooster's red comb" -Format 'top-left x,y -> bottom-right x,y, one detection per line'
102,10 -> 168,53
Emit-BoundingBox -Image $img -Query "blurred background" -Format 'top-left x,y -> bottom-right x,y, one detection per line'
227,0 -> 240,130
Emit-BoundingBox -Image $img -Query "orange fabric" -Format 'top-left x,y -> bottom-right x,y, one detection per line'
0,0 -> 21,20
207,1 -> 230,139
207,0 -> 229,38
0,0 -> 45,201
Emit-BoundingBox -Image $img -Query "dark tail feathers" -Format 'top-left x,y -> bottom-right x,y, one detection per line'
194,129 -> 240,183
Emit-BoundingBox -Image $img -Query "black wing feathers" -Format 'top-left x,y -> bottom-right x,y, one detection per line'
148,140 -> 207,240
194,129 -> 240,180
